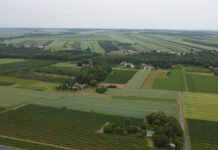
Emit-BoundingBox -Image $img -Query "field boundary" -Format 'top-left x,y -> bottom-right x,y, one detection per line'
178,92 -> 189,150
182,67 -> 189,92
0,135 -> 76,150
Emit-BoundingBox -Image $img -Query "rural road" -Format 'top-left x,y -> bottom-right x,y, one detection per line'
178,92 -> 189,150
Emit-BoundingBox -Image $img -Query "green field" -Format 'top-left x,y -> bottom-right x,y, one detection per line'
2,29 -> 218,52
0,137 -> 62,150
52,62 -> 80,68
125,70 -> 150,89
0,86 -> 178,118
184,66 -> 211,73
105,88 -> 178,99
0,76 -> 57,91
0,105 -> 153,150
0,59 -> 26,65
186,73 -> 218,93
183,92 -> 218,122
183,92 -> 218,150
105,70 -> 137,84
152,69 -> 185,91
90,41 -> 105,53
186,119 -> 218,150
0,60 -> 54,75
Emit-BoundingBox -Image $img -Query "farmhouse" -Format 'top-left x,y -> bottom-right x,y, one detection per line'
169,142 -> 176,148
120,61 -> 135,68
82,62 -> 93,67
142,63 -> 153,70
146,131 -> 154,137
72,83 -> 86,91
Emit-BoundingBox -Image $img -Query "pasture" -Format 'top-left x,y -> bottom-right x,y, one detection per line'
152,69 -> 185,91
125,70 -> 150,89
105,70 -> 137,84
182,92 -> 218,149
186,73 -> 218,93
0,105 -> 152,150
0,59 -> 26,65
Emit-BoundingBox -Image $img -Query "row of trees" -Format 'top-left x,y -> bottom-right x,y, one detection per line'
0,44 -> 217,69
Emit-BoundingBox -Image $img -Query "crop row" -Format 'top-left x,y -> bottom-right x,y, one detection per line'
186,119 -> 218,150
0,105 -> 150,150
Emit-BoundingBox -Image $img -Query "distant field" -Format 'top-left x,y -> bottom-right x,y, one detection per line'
186,73 -> 218,93
46,39 -> 67,50
152,69 -> 185,91
90,41 -> 105,53
125,70 -> 150,89
105,70 -> 137,84
184,66 -> 211,73
0,76 -> 57,91
105,88 -> 178,99
0,59 -> 26,65
0,60 -> 55,75
52,62 -> 80,68
183,92 -> 218,150
0,105 -> 152,150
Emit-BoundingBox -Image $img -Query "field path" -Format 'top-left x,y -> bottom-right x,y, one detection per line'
178,92 -> 189,150
0,135 -> 77,150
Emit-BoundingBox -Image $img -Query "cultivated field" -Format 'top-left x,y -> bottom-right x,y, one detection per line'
0,59 -> 26,65
0,86 -> 179,118
152,69 -> 185,91
125,70 -> 150,89
105,70 -> 137,84
186,73 -> 218,93
52,62 -> 80,68
105,88 -> 178,99
0,105 -> 153,150
182,92 -> 218,150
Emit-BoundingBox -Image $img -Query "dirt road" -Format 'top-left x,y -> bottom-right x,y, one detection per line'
178,92 -> 189,150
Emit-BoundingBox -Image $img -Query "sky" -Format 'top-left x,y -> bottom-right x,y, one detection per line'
0,0 -> 218,30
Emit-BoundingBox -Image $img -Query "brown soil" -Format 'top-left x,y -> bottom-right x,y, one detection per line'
99,83 -> 126,89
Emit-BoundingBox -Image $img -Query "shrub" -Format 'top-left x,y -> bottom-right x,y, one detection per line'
96,87 -> 107,93
107,85 -> 117,88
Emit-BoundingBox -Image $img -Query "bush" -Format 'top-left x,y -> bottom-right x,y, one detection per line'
89,80 -> 98,87
107,85 -> 117,88
96,87 -> 107,93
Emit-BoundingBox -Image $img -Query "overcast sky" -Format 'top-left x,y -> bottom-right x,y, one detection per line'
0,0 -> 218,30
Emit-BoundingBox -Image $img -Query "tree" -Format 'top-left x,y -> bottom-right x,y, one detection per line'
153,134 -> 169,147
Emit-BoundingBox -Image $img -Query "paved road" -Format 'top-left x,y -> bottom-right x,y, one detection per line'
178,92 -> 189,150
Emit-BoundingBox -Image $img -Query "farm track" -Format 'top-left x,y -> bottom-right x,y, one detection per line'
182,67 -> 189,92
0,135 -> 76,150
178,92 -> 189,150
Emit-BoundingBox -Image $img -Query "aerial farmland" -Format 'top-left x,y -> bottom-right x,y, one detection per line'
0,28 -> 218,150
